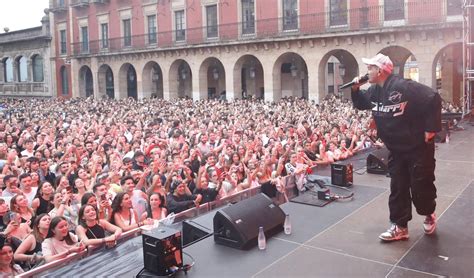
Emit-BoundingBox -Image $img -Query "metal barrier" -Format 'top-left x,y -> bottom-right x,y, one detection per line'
18,184 -> 271,277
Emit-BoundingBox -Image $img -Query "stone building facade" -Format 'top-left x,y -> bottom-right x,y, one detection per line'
49,0 -> 464,104
0,10 -> 53,98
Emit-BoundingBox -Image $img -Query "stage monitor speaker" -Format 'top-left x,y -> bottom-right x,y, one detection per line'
213,193 -> 285,250
331,163 -> 353,187
142,227 -> 183,276
366,147 -> 389,175
182,218 -> 213,248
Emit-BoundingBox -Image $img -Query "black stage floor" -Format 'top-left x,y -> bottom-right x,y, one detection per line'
41,123 -> 474,278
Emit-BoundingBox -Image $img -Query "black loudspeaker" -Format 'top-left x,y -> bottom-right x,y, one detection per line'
213,193 -> 285,250
182,215 -> 214,247
331,163 -> 353,187
366,147 -> 390,175
142,227 -> 183,276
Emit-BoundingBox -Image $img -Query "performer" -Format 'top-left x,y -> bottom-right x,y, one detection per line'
350,53 -> 441,242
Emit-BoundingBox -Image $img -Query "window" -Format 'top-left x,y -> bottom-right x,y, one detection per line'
175,10 -> 185,41
32,55 -> 44,82
282,0 -> 298,30
60,30 -> 67,54
101,23 -> 109,49
447,0 -> 462,16
329,0 -> 347,26
81,26 -> 89,53
3,58 -> 13,82
17,57 -> 28,82
242,0 -> 255,35
60,66 -> 69,96
58,0 -> 65,7
328,62 -> 334,74
384,0 -> 404,21
148,15 -> 157,44
123,19 -> 132,47
206,5 -> 218,38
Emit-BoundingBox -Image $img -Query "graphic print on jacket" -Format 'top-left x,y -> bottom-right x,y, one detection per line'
351,74 -> 442,153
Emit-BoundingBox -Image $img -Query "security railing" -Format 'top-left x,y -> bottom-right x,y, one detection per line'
18,184 -> 271,277
71,0 -> 461,56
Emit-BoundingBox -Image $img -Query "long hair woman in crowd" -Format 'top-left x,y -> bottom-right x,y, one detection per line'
14,214 -> 50,269
48,189 -> 79,232
142,192 -> 167,221
31,181 -> 54,215
42,216 -> 84,263
10,194 -> 35,225
75,204 -> 122,247
0,240 -> 24,276
111,192 -> 153,231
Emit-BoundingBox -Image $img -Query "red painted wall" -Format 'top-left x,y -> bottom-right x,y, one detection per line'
50,0 -> 452,97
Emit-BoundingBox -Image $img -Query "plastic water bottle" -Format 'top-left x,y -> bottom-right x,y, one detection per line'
258,226 -> 266,250
284,214 -> 291,235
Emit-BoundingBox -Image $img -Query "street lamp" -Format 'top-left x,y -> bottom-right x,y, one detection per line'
212,68 -> 219,80
249,66 -> 256,79
290,62 -> 298,77
180,67 -> 188,80
338,64 -> 346,78
152,68 -> 160,82
128,70 -> 135,82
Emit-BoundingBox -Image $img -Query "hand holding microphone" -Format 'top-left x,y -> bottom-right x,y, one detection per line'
339,73 -> 369,90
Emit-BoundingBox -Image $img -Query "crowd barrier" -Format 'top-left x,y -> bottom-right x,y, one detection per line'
18,162 -> 326,276
19,180 -> 296,277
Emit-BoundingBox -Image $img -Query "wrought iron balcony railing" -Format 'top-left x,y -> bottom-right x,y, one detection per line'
70,0 -> 461,56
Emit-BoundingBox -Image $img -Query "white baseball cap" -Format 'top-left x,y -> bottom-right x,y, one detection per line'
362,53 -> 393,74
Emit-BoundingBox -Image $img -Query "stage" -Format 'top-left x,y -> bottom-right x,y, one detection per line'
39,123 -> 474,278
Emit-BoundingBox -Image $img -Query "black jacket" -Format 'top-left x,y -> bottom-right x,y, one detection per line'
166,193 -> 198,214
351,74 -> 441,153
193,187 -> 219,204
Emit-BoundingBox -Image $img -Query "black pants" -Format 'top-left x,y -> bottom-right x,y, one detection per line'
387,142 -> 437,227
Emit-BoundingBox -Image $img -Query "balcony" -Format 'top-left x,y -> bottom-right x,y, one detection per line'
50,0 -> 68,13
70,0 -> 462,57
71,0 -> 89,8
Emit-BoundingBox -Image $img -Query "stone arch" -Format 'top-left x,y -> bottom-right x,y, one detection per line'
169,59 -> 192,99
272,52 -> 309,101
198,57 -> 226,100
98,64 -> 115,99
142,61 -> 164,99
432,42 -> 463,105
78,65 -> 94,98
28,52 -> 43,60
379,45 -> 417,79
318,49 -> 359,100
233,54 -> 264,99
118,63 -> 138,100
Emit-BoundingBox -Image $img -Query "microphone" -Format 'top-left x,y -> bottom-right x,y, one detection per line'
339,73 -> 369,90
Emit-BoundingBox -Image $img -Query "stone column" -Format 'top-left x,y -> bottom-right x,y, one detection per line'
262,59 -> 275,102
223,62 -> 235,101
91,57 -> 100,99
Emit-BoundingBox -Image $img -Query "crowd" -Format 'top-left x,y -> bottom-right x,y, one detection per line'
0,95 -> 378,275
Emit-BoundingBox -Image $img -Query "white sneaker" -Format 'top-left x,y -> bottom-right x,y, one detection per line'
423,213 -> 436,235
379,224 -> 409,242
